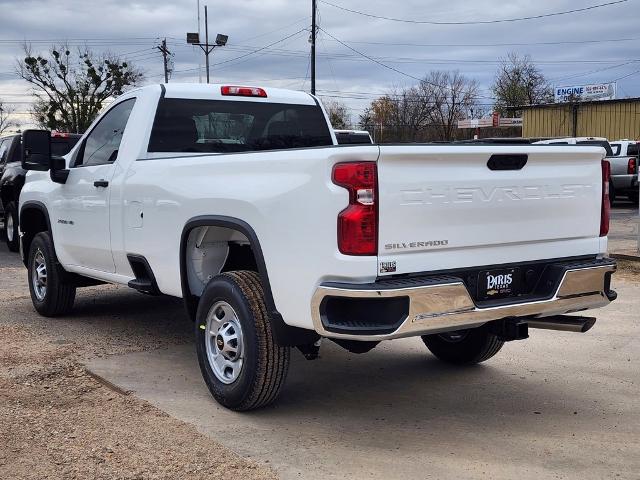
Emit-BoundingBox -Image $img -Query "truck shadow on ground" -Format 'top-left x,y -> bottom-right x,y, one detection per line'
267,341 -> 590,435
19,283 -> 614,443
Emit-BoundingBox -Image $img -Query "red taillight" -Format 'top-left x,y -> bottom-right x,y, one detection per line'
332,162 -> 378,256
221,86 -> 267,98
601,160 -> 611,237
628,157 -> 637,175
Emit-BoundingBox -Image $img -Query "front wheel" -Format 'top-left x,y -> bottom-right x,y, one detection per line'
195,271 -> 290,411
27,232 -> 76,316
4,201 -> 19,252
421,325 -> 504,365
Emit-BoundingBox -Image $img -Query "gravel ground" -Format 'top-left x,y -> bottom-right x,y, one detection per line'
0,236 -> 637,480
0,245 -> 276,480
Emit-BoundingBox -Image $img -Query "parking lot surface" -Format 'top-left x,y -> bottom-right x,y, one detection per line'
0,220 -> 638,480
610,203 -> 639,257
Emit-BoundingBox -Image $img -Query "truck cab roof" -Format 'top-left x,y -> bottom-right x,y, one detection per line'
158,83 -> 318,106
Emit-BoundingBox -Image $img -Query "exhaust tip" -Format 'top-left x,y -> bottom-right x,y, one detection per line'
528,315 -> 597,333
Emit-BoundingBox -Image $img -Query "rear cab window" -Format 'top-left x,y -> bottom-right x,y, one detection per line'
610,143 -> 621,156
148,99 -> 333,154
335,132 -> 373,145
627,144 -> 639,157
51,135 -> 81,157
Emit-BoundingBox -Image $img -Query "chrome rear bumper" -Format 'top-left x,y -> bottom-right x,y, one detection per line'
311,259 -> 616,341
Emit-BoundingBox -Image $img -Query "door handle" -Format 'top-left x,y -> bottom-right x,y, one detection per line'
94,180 -> 109,188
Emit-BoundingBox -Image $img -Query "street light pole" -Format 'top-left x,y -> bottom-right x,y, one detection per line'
187,7 -> 228,84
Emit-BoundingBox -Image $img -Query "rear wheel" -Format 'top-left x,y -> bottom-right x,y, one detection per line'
3,201 -> 19,252
609,182 -> 616,207
27,232 -> 76,316
421,325 -> 504,365
195,271 -> 290,411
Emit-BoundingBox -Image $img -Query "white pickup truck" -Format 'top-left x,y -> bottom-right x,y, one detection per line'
19,84 -> 617,410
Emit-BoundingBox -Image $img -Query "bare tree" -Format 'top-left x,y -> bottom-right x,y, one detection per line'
17,45 -> 143,133
420,70 -> 480,141
0,100 -> 17,135
492,52 -> 553,116
366,96 -> 398,142
385,86 -> 433,142
323,100 -> 351,129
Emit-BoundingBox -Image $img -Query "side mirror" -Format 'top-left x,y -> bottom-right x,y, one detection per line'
22,130 -> 52,171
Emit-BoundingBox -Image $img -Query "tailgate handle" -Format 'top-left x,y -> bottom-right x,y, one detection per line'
487,154 -> 528,171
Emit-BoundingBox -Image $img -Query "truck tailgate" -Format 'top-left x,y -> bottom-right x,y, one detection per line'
377,145 -> 606,276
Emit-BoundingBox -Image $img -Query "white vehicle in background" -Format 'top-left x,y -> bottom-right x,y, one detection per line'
18,84 -> 617,411
333,129 -> 374,145
535,137 -> 638,204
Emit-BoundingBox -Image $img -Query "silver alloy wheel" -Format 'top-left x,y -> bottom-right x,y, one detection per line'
32,249 -> 48,301
6,213 -> 14,242
205,301 -> 244,385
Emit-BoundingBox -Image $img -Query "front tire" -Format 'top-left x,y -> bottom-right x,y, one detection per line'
4,201 -> 19,252
27,232 -> 76,316
421,325 -> 504,365
195,271 -> 290,411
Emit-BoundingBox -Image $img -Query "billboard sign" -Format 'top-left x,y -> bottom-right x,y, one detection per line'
458,116 -> 523,129
554,83 -> 617,103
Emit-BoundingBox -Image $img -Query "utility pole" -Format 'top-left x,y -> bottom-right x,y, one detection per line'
205,5 -> 211,83
156,38 -> 172,83
311,0 -> 317,95
197,0 -> 202,83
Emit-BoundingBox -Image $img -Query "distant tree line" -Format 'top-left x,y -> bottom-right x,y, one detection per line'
324,52 -> 552,142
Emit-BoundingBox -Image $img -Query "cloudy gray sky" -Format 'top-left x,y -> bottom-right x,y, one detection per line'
1,0 -> 638,127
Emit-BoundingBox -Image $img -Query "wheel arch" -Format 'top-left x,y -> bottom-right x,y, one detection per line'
180,215 -> 318,347
19,201 -> 52,266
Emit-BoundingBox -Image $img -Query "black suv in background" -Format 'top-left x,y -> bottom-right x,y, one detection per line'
0,132 -> 81,251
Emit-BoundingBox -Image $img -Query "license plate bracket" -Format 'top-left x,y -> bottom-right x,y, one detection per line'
478,268 -> 521,301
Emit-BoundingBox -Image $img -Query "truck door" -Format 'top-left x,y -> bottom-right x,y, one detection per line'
52,99 -> 136,273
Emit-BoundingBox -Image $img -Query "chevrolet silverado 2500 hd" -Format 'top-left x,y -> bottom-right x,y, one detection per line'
18,84 -> 617,411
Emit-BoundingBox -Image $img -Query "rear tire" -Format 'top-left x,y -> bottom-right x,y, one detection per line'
27,232 -> 76,316
4,201 -> 19,252
609,182 -> 616,207
195,271 -> 290,411
421,325 -> 504,365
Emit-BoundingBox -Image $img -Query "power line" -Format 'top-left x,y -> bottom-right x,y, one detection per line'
212,28 -> 308,68
612,69 -> 640,82
322,36 -> 640,48
318,27 -> 421,82
550,61 -> 637,83
235,16 -> 310,44
319,0 -> 628,25
319,27 -> 495,99
182,43 -> 640,66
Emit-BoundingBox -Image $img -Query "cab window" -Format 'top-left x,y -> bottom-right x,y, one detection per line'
77,99 -> 136,167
